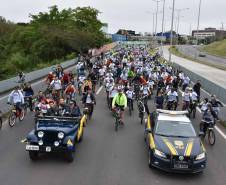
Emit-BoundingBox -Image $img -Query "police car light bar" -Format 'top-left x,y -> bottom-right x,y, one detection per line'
156,109 -> 188,115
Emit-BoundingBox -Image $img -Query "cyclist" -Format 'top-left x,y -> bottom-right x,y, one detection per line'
18,71 -> 26,84
64,82 -> 77,102
210,95 -> 223,120
166,88 -> 178,110
193,80 -> 201,102
82,89 -> 96,119
182,87 -> 191,111
50,76 -> 62,96
23,83 -> 34,111
82,78 -> 92,94
126,86 -> 135,111
8,86 -> 25,113
112,87 -> 127,124
155,90 -> 164,109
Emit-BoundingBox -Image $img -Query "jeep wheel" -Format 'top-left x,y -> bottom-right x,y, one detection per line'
65,151 -> 75,162
29,151 -> 39,161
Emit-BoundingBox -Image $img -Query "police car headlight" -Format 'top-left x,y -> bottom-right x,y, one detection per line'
38,140 -> 43,146
154,149 -> 167,158
195,152 -> 205,160
38,131 -> 44,138
54,141 -> 60,147
58,132 -> 64,139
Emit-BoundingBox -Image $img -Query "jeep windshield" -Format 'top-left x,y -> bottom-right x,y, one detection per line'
155,120 -> 196,137
38,119 -> 79,128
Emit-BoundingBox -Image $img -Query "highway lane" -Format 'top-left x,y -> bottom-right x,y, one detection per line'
176,45 -> 226,70
163,47 -> 226,89
0,85 -> 226,185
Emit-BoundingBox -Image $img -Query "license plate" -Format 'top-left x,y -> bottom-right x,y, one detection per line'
26,145 -> 39,151
174,163 -> 188,169
46,146 -> 51,152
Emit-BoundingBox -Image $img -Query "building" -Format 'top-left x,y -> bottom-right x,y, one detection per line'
156,31 -> 177,40
116,29 -> 138,36
112,34 -> 127,42
192,27 -> 226,40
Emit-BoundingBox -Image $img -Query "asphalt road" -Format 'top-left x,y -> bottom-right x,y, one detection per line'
1,82 -> 226,185
177,45 -> 226,70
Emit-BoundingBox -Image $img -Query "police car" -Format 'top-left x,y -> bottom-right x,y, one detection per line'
144,109 -> 206,173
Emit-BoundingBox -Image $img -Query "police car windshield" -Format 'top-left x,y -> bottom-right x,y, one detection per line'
155,120 -> 196,137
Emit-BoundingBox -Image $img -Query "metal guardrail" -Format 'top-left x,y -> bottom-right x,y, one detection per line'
172,62 -> 226,104
0,59 -> 77,94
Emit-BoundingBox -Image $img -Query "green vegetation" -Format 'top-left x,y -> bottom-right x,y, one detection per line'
0,6 -> 111,80
202,39 -> 226,58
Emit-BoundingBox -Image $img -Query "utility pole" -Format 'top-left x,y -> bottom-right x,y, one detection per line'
169,0 -> 175,63
153,0 -> 161,38
196,0 -> 202,44
161,0 -> 166,55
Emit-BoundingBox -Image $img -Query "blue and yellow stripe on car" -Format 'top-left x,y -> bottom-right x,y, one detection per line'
184,139 -> 194,157
162,138 -> 178,156
77,115 -> 86,141
149,134 -> 155,149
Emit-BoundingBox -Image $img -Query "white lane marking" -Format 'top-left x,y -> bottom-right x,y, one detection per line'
215,126 -> 226,140
179,89 -> 226,140
96,86 -> 103,95
0,95 -> 8,101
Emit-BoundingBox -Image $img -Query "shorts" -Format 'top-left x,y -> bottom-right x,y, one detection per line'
115,103 -> 124,111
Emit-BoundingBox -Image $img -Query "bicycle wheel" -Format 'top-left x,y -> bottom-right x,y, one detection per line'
8,112 -> 16,127
115,119 -> 118,132
208,129 -> 215,146
140,112 -> 144,125
129,103 -> 132,116
19,110 -> 25,121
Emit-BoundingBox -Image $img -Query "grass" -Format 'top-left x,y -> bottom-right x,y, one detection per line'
202,39 -> 226,58
169,46 -> 226,71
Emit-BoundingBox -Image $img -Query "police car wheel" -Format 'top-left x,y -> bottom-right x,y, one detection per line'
148,149 -> 153,168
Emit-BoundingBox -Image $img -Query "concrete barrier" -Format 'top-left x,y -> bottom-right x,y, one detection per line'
0,59 -> 78,94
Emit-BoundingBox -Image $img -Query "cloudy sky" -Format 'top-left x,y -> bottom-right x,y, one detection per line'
0,0 -> 225,35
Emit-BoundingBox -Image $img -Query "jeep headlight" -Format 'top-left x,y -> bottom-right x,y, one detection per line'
154,149 -> 167,158
38,131 -> 44,138
195,152 -> 205,160
58,132 -> 64,139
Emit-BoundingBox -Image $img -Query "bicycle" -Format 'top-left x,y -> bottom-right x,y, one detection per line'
136,95 -> 147,125
8,104 -> 25,127
24,96 -> 34,115
127,98 -> 133,116
113,107 -> 122,132
188,100 -> 197,118
200,119 -> 216,146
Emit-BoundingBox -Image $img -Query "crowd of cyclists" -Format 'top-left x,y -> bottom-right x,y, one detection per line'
4,44 -> 224,135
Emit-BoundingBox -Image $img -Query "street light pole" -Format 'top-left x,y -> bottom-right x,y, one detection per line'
196,0 -> 202,44
161,0 -> 166,54
153,0 -> 161,37
169,0 -> 175,63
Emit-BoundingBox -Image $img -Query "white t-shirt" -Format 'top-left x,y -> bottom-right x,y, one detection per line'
167,91 -> 178,102
126,90 -> 134,99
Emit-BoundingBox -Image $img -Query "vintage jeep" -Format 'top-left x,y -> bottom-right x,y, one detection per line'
25,115 -> 86,162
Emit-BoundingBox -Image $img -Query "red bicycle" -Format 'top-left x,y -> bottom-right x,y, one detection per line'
8,104 -> 25,127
